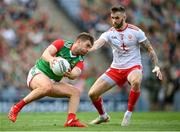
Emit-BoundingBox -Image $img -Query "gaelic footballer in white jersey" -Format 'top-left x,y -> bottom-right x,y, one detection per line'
100,24 -> 147,69
89,5 -> 162,126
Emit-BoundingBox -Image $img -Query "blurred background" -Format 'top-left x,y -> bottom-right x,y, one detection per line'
0,0 -> 179,113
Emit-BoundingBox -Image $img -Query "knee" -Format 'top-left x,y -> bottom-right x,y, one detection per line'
130,78 -> 141,90
40,83 -> 53,95
88,90 -> 99,100
88,91 -> 93,99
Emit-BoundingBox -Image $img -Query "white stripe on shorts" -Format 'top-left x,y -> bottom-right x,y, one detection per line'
99,73 -> 116,87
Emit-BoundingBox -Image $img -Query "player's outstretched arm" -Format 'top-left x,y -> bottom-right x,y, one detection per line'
89,38 -> 106,52
140,39 -> 163,80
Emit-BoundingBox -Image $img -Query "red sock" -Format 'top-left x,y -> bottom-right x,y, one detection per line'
67,113 -> 76,122
92,97 -> 105,115
128,89 -> 140,112
15,100 -> 26,111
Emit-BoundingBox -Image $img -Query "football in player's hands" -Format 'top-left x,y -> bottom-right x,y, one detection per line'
51,57 -> 71,76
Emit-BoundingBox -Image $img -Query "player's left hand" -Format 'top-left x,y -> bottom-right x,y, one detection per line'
63,68 -> 72,78
63,71 -> 71,77
152,66 -> 162,80
63,67 -> 81,80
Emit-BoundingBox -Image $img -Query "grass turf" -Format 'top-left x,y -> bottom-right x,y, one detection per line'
1,112 -> 180,131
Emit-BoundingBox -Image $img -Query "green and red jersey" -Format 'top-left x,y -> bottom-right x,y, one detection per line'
36,39 -> 84,81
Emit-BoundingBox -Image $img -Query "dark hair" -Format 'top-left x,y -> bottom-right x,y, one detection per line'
110,5 -> 126,13
76,32 -> 94,45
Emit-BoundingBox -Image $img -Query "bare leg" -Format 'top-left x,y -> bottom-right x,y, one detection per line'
127,70 -> 142,111
48,82 -> 80,113
121,70 -> 142,126
88,77 -> 113,124
23,74 -> 53,104
89,77 -> 113,101
8,73 -> 53,122
47,82 -> 87,127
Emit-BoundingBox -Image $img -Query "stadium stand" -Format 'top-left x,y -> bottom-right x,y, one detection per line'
0,0 -> 179,112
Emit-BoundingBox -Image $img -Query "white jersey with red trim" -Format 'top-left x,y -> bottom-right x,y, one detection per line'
100,24 -> 147,69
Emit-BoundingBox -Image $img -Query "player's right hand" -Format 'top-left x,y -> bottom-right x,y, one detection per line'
152,66 -> 162,80
49,57 -> 57,69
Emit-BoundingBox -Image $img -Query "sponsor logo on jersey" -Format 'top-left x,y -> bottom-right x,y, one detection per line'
111,36 -> 118,39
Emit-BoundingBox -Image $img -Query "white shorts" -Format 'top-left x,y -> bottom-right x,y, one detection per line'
27,66 -> 56,88
26,66 -> 43,87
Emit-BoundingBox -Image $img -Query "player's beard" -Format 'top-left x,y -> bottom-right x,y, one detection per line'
114,19 -> 124,29
80,50 -> 87,55
75,49 -> 86,55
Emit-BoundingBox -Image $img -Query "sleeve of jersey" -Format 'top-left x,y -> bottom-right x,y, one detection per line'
137,29 -> 147,43
99,32 -> 109,42
75,61 -> 84,70
51,39 -> 64,51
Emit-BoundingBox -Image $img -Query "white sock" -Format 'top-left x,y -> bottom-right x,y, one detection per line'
125,110 -> 132,117
100,113 -> 108,118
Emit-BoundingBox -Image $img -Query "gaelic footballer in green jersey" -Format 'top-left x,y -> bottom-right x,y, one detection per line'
8,32 -> 94,127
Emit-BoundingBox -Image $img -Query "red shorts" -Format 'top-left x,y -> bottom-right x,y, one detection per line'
105,65 -> 142,88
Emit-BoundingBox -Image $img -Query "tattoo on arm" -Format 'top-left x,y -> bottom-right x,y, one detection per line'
140,39 -> 159,66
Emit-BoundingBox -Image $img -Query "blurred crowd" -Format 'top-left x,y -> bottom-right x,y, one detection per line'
0,0 -> 61,101
0,0 -> 179,111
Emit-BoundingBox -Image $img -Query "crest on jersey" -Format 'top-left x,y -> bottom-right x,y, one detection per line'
128,35 -> 133,40
120,43 -> 129,52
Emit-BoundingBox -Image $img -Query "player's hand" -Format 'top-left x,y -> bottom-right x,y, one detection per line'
63,71 -> 71,77
64,68 -> 78,80
152,66 -> 162,80
63,69 -> 72,78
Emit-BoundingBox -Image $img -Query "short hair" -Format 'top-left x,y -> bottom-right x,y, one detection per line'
76,32 -> 94,45
110,5 -> 126,13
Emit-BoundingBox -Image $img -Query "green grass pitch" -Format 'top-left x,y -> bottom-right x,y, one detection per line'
1,112 -> 180,131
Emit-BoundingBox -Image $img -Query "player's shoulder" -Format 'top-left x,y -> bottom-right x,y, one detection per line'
127,24 -> 140,31
52,39 -> 64,44
102,27 -> 115,35
64,40 -> 74,48
51,39 -> 65,50
107,27 -> 116,32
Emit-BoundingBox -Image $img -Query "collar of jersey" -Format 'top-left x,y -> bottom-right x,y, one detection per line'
115,23 -> 128,32
70,50 -> 77,57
